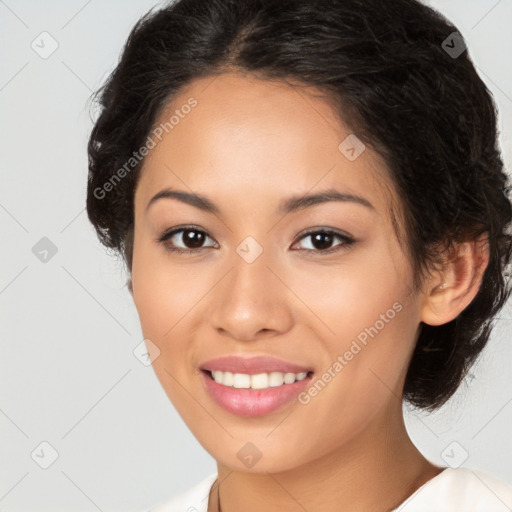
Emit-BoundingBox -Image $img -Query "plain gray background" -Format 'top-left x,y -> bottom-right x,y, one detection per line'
1,1 -> 511,511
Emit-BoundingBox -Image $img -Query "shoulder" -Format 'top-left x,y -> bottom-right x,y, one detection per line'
394,467 -> 512,512
147,473 -> 217,512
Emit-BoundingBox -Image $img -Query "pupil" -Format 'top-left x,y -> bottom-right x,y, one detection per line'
184,230 -> 204,248
313,232 -> 332,250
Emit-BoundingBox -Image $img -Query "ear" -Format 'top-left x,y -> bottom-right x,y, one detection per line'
421,233 -> 490,326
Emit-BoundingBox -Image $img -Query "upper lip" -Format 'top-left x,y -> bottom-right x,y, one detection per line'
200,356 -> 313,375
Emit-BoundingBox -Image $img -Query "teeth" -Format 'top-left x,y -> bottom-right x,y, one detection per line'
251,373 -> 269,389
233,373 -> 251,388
223,371 -> 234,386
269,372 -> 284,387
210,370 -> 309,389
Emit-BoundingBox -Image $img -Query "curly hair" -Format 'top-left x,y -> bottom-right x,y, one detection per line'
86,0 -> 512,411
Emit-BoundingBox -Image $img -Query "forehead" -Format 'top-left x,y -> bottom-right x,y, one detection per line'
136,72 -> 392,216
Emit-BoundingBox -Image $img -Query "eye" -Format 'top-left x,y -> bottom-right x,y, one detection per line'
292,229 -> 355,254
157,226 -> 355,256
157,225 -> 217,255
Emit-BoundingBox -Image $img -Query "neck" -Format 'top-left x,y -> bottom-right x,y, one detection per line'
209,403 -> 443,512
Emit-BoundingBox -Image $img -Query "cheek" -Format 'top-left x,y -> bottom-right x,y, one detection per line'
293,301 -> 417,456
131,237 -> 204,337
337,306 -> 416,395
289,243 -> 417,405
288,238 -> 412,343
130,237 -> 213,399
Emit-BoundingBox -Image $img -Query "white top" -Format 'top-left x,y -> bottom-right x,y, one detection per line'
148,468 -> 512,512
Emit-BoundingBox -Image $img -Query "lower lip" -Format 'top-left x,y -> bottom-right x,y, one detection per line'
201,370 -> 312,417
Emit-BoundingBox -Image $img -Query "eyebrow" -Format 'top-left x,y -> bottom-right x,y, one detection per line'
145,187 -> 375,215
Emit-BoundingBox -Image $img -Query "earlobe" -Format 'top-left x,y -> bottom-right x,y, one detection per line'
421,233 -> 490,326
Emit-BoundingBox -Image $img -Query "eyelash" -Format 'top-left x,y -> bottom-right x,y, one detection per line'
156,225 -> 355,256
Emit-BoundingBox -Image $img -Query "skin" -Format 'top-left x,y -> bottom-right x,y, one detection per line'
129,72 -> 489,512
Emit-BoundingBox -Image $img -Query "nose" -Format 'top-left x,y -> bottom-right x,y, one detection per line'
208,248 -> 294,342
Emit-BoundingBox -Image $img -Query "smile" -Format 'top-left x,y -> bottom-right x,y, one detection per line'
208,370 -> 310,389
200,369 -> 314,417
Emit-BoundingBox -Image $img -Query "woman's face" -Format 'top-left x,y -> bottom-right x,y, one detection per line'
131,72 -> 424,472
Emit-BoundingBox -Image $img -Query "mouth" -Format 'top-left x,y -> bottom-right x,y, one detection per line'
199,368 -> 315,417
201,368 -> 314,389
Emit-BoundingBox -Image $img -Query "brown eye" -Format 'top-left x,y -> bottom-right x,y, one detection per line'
179,229 -> 207,249
158,226 -> 217,254
293,229 -> 355,254
157,226 -> 355,256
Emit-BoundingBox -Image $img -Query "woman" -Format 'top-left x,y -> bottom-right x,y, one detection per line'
86,0 -> 512,510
